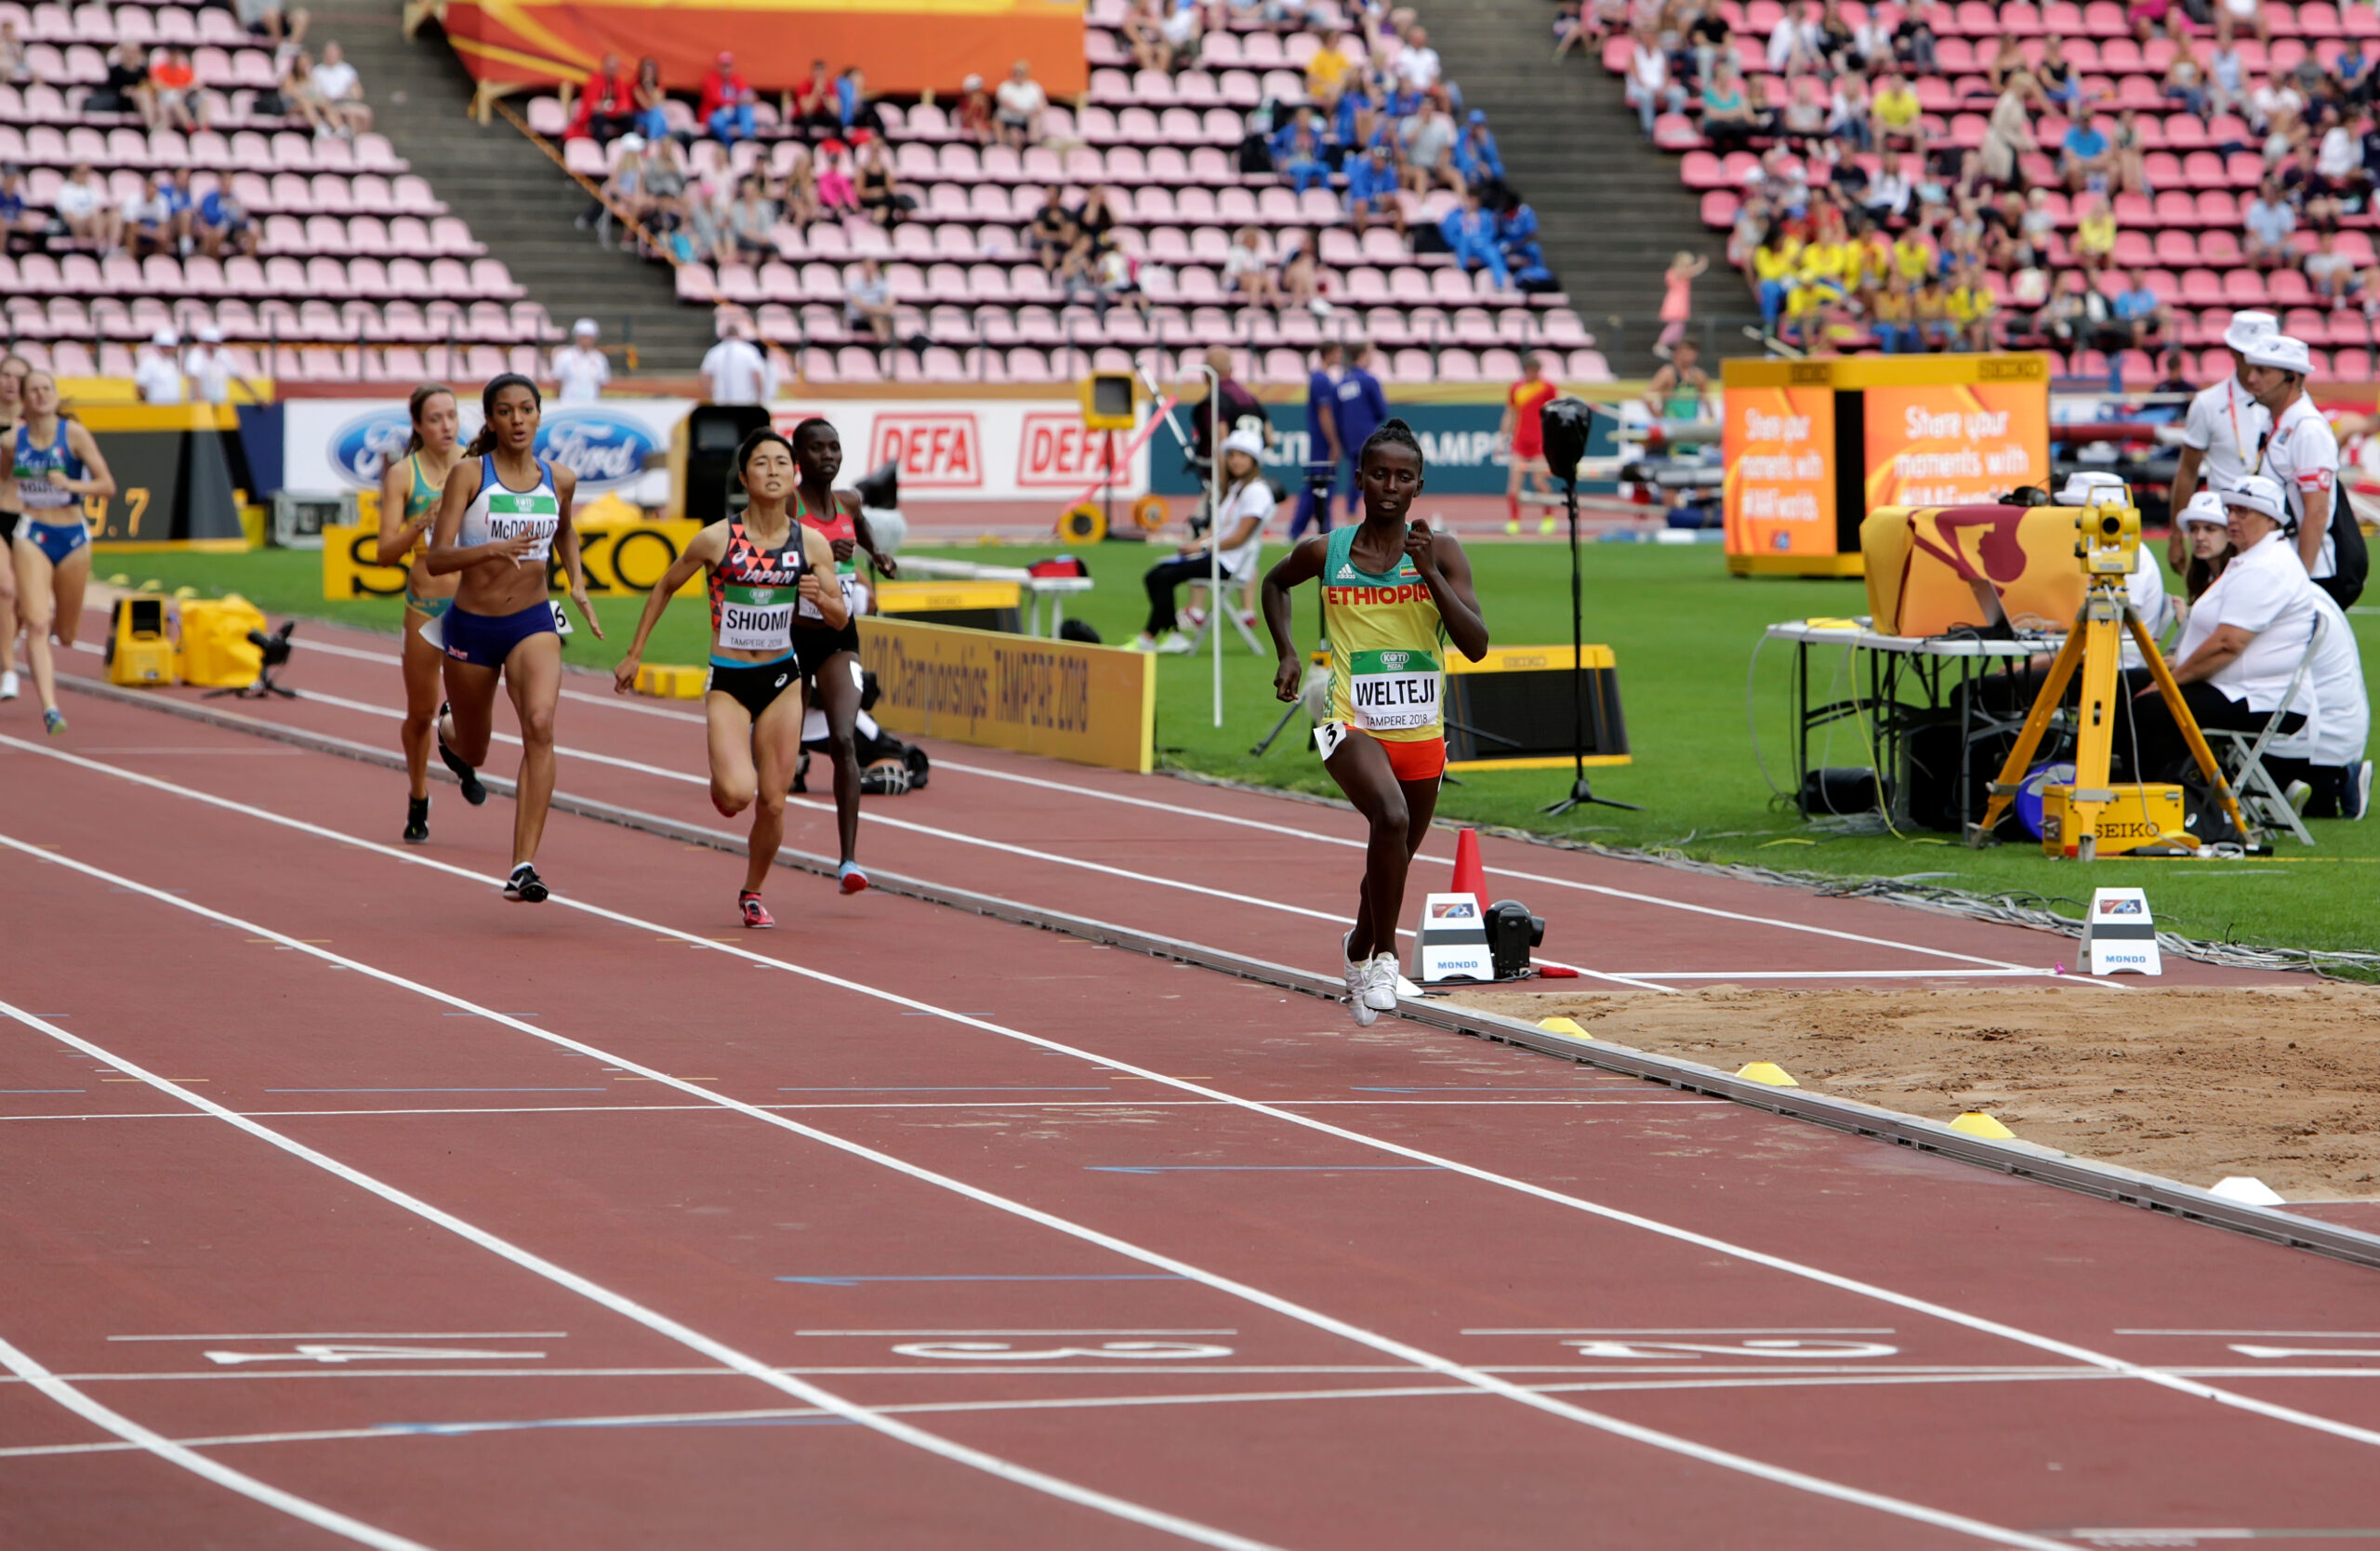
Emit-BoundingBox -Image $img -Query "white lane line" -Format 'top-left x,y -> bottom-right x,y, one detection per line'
280,687 -> 1672,995
0,992 -> 1277,1551
0,1098 -> 1729,1124
0,1330 -> 430,1550
0,838 -> 2078,1550
1603,969 -> 2057,980
12,737 -> 2374,1459
111,1332 -> 567,1343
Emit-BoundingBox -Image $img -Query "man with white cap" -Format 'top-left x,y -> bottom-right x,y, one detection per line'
132,328 -> 183,404
2242,331 -> 2362,607
2128,471 -> 2318,786
2167,309 -> 2274,571
549,317 -> 610,405
181,324 -> 256,404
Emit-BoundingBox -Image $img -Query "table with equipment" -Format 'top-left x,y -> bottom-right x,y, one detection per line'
1765,618 -> 2056,828
892,557 -> 1096,637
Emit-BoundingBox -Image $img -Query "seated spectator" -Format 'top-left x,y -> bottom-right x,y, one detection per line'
54,163 -> 122,252
2063,115 -> 2115,192
1074,185 -> 1119,261
2166,46 -> 2211,120
1305,31 -> 1356,103
234,0 -> 308,46
150,47 -> 203,133
194,182 -> 256,257
1399,95 -> 1461,192
159,166 -> 195,255
1828,70 -> 1872,149
1158,0 -> 1203,69
1781,75 -> 1828,141
1496,190 -> 1540,254
2131,0 -> 2179,44
1224,225 -> 1282,306
1130,429 -> 1275,655
1438,188 -> 1509,288
2073,193 -> 2119,271
2307,229 -> 2365,304
2109,268 -> 2169,360
1645,338 -> 1712,418
1,19 -> 30,86
2037,33 -> 2082,113
1686,4 -> 1732,80
1871,73 -> 1922,152
628,57 -> 668,143
2038,269 -> 2105,357
1028,187 -> 1078,274
2266,582 -> 2373,818
1346,141 -> 1404,232
1851,4 -> 1891,66
846,257 -> 896,347
1395,22 -> 1442,94
700,51 -> 755,145
854,137 -> 904,227
1278,234 -> 1321,310
1891,0 -> 1939,74
1625,27 -> 1681,138
2129,473 -> 2315,787
1768,0 -> 1823,75
311,41 -> 370,137
2311,106 -> 2368,205
1945,264 -> 1998,350
1872,272 -> 1921,351
1866,149 -> 1914,223
994,59 -> 1047,147
1273,111 -> 1331,193
1702,62 -> 1763,154
2112,109 -> 2149,195
2222,0 -> 2273,45
1453,110 -> 1502,187
774,144 -> 819,228
814,139 -> 857,213
725,176 -> 777,262
569,52 -> 635,142
2335,36 -> 2375,107
0,165 -> 42,243
1912,272 -> 1954,347
91,41 -> 151,120
124,171 -> 177,259
955,73 -> 996,143
2243,178 -> 2297,269
1125,0 -> 1172,73
2249,73 -> 2304,137
839,66 -> 884,136
791,60 -> 837,135
280,50 -> 332,139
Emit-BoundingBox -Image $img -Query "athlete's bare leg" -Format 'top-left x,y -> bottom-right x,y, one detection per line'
438,656 -> 502,765
501,632 -> 563,869
811,651 -> 866,866
49,541 -> 89,646
746,681 -> 806,895
12,537 -> 59,715
1324,732 -> 1443,961
397,609 -> 442,801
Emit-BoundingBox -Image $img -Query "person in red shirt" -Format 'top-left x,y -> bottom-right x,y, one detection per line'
1500,352 -> 1559,535
700,49 -> 756,145
566,52 -> 635,142
792,59 -> 837,133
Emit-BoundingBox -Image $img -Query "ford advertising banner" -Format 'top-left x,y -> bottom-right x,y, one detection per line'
284,398 -> 691,497
284,397 -> 1154,504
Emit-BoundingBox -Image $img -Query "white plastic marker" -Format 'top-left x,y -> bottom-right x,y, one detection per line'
2082,888 -> 2162,975
0,837 -> 2084,1550
9,736 -> 2376,1461
0,1331 -> 430,1551
0,992 -> 1280,1551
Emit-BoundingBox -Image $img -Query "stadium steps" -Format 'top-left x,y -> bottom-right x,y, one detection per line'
1413,0 -> 1745,371
323,0 -> 717,372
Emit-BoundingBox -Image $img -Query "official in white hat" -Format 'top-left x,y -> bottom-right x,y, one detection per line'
2166,309 -> 2277,572
133,327 -> 184,404
2240,332 -> 2355,603
2129,470 -> 2321,789
2175,487 -> 2234,603
1130,425 -> 1276,654
549,315 -> 610,404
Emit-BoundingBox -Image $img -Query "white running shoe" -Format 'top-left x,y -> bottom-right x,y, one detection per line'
1342,931 -> 1379,1027
1155,630 -> 1197,654
1361,953 -> 1401,1012
2356,761 -> 2373,821
2285,779 -> 2314,815
0,669 -> 17,700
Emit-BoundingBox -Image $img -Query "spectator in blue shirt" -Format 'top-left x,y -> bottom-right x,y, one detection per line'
160,166 -> 194,251
1273,113 -> 1331,193
1506,239 -> 1556,291
1495,192 -> 1539,257
1335,342 -> 1390,461
0,165 -> 43,243
1439,188 -> 1509,287
1291,339 -> 1347,540
196,186 -> 258,257
1453,110 -> 1502,187
2110,267 -> 2168,360
1346,142 -> 1403,234
2062,119 -> 2113,192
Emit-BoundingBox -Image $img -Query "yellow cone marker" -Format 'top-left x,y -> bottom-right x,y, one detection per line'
1950,1112 -> 2015,1139
1735,1062 -> 1799,1087
1538,1016 -> 1592,1041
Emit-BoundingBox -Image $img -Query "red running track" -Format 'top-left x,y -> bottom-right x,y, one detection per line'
2,645 -> 2378,1545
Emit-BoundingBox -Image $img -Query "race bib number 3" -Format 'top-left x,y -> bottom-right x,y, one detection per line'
718,584 -> 796,649
1347,648 -> 1440,733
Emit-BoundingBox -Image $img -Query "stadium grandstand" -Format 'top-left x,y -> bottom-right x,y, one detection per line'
1597,0 -> 2380,378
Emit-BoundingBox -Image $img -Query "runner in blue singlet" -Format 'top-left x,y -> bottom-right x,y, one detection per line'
5,371 -> 116,736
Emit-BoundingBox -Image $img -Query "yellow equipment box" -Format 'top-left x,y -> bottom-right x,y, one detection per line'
105,593 -> 178,685
2041,784 -> 2187,856
177,595 -> 268,688
636,662 -> 707,699
875,579 -> 1022,633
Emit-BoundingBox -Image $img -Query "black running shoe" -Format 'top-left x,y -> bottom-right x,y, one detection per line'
436,701 -> 486,805
403,795 -> 430,845
503,863 -> 548,903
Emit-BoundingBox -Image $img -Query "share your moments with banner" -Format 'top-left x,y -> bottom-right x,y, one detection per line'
857,616 -> 1156,774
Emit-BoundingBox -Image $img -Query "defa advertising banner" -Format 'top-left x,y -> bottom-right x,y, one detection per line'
1722,387 -> 1835,556
769,401 -> 1152,500
1862,383 -> 2051,510
284,398 -> 691,496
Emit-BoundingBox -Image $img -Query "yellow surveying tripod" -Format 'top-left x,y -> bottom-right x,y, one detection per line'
1967,493 -> 2251,860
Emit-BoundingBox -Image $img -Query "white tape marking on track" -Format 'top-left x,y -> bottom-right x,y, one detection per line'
0,989 -> 1280,1551
0,837 -> 2080,1550
0,1329 -> 431,1550
7,736 -> 2367,1458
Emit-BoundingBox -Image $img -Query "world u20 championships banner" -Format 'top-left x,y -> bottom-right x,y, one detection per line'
857,615 -> 1156,773
442,0 -> 1085,99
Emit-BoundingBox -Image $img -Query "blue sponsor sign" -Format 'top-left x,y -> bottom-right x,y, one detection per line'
1148,401 -> 1619,497
325,406 -> 418,490
536,407 -> 662,492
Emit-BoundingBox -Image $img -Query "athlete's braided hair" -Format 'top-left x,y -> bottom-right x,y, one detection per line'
1358,418 -> 1423,470
464,373 -> 540,458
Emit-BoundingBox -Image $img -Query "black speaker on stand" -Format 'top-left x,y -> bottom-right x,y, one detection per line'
680,404 -> 775,523
1538,396 -> 1642,818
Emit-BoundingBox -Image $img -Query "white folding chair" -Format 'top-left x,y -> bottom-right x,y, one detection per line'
1178,563 -> 1269,656
2207,614 -> 2323,848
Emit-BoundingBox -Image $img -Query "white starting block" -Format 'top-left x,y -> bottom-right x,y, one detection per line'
2082,887 -> 2161,976
1412,892 -> 1494,985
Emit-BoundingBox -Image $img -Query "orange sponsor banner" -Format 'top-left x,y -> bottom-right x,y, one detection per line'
1861,381 -> 2051,510
1722,385 -> 1835,558
444,0 -> 1087,97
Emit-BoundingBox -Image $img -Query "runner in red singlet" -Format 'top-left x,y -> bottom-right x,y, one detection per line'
1501,353 -> 1557,536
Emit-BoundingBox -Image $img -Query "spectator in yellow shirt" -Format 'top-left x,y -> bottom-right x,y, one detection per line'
1305,32 -> 1356,102
1871,272 -> 1919,352
1944,266 -> 1997,350
1871,71 -> 1922,152
1752,234 -> 1803,330
1912,275 -> 1952,348
2073,193 -> 2118,272
1856,227 -> 1895,292
1891,229 -> 1935,284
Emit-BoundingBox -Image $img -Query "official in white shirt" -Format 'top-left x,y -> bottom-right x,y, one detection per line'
132,328 -> 184,404
2166,308 -> 2273,569
181,324 -> 255,404
2263,582 -> 2372,819
2241,332 -> 2355,604
699,317 -> 774,405
2129,473 -> 2318,782
549,317 -> 610,404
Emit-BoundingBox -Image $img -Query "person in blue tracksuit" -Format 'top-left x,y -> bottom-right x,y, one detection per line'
1271,113 -> 1330,193
1453,110 -> 1503,187
1345,141 -> 1404,235
1439,190 -> 1508,288
1292,340 -> 1347,541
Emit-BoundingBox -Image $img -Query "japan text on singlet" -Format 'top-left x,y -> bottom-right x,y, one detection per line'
709,519 -> 807,653
1319,524 -> 1446,740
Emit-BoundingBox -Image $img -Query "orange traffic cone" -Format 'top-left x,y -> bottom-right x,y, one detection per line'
1450,827 -> 1488,901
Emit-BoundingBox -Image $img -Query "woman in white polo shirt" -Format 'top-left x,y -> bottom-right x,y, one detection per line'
2127,473 -> 2318,785
1130,428 -> 1275,654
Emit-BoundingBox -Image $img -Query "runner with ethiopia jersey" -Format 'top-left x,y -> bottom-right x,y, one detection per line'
612,428 -> 846,927
1261,418 -> 1488,1025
